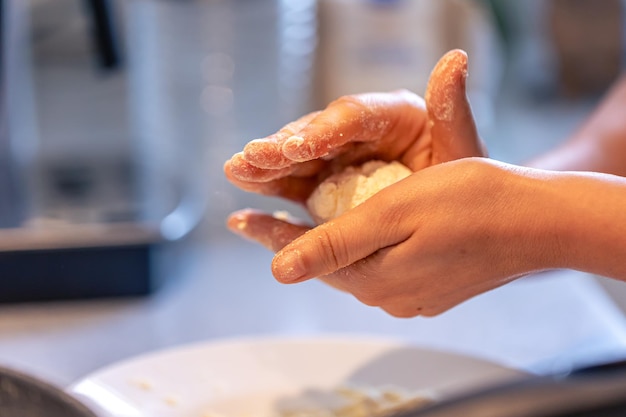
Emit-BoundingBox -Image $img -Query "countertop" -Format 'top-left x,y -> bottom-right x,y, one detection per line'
0,233 -> 625,389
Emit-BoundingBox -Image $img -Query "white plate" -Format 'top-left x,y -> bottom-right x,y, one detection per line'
68,336 -> 527,417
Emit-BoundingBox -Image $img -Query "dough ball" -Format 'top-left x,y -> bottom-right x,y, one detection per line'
306,160 -> 412,224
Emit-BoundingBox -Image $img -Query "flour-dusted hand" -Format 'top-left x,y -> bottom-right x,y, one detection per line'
225,53 -> 626,318
225,49 -> 486,264
225,49 -> 488,313
224,49 -> 486,204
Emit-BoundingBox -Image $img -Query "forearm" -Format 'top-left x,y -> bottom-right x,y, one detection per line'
526,76 -> 626,176
524,168 -> 626,280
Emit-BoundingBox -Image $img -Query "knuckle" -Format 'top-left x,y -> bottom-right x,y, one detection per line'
329,95 -> 378,126
456,157 -> 495,183
331,94 -> 369,111
315,224 -> 350,271
377,201 -> 409,235
392,89 -> 425,108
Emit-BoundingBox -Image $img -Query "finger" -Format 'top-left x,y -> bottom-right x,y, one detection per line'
282,91 -> 426,162
270,187 -> 412,283
224,160 -> 317,203
228,152 -> 296,182
290,158 -> 328,178
228,210 -> 351,294
425,49 -> 486,163
243,111 -> 321,169
227,209 -> 311,252
229,152 -> 327,182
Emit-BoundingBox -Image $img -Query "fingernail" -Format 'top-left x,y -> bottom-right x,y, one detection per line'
284,135 -> 317,162
283,136 -> 308,160
285,135 -> 304,147
227,213 -> 248,235
273,249 -> 306,282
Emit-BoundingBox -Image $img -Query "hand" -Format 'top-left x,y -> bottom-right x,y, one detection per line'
225,49 -> 493,317
229,158 -> 563,317
224,49 -> 486,204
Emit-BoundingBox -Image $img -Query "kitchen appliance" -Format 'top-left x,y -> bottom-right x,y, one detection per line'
0,0 -> 207,302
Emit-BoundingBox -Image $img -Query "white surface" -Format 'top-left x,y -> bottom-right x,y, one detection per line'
68,336 -> 526,417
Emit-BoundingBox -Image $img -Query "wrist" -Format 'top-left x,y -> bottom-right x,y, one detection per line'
492,165 -> 570,273
550,171 -> 626,278
510,166 -> 626,278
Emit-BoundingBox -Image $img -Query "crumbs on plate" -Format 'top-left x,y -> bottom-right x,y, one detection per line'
273,385 -> 434,417
202,385 -> 435,417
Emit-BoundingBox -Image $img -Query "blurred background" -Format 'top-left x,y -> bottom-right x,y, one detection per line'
1,0 -> 626,304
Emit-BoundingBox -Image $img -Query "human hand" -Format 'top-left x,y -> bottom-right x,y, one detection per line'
229,158 -> 563,317
224,49 -> 486,204
225,49 -> 495,317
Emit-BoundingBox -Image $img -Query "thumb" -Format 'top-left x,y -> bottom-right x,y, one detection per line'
271,192 -> 410,283
425,49 -> 486,163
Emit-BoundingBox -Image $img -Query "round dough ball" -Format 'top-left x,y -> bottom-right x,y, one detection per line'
306,160 -> 412,224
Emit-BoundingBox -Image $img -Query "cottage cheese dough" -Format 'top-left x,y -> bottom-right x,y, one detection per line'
306,160 -> 412,224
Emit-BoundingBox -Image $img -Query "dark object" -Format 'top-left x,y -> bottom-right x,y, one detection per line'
393,359 -> 626,417
0,366 -> 97,417
83,0 -> 122,69
0,244 -> 159,302
0,0 -> 197,304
